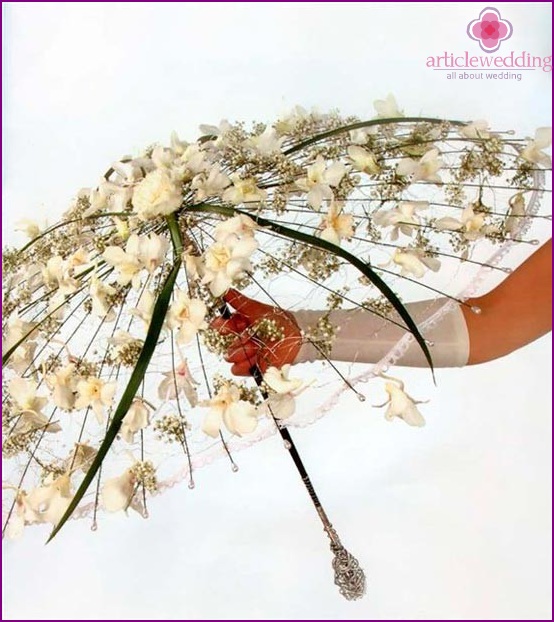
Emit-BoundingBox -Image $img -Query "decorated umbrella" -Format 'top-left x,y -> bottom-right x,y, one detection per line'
2,97 -> 551,599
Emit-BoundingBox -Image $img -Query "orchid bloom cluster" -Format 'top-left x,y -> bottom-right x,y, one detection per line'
2,96 -> 550,538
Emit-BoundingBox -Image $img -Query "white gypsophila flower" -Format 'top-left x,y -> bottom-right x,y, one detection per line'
166,290 -> 208,344
75,377 -> 117,424
373,94 -> 404,118
202,236 -> 258,297
158,360 -> 199,407
201,383 -> 258,438
347,146 -> 381,175
396,148 -> 443,184
377,376 -> 426,427
103,234 -> 143,288
390,248 -> 441,278
319,201 -> 354,246
191,164 -> 231,201
222,174 -> 267,206
520,127 -> 552,168
120,399 -> 151,443
45,363 -> 78,410
132,168 -> 182,220
458,120 -> 490,140
296,155 -> 347,210
373,201 -> 428,240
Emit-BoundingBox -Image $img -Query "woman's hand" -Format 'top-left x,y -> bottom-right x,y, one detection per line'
211,289 -> 302,376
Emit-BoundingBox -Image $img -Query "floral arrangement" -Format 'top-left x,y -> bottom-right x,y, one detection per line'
2,96 -> 550,556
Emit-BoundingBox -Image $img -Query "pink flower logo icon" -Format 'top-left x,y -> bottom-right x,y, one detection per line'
467,7 -> 513,53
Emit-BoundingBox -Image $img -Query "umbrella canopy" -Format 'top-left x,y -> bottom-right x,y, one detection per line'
2,102 -> 550,599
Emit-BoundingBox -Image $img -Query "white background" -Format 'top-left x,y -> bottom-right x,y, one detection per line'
2,2 -> 552,620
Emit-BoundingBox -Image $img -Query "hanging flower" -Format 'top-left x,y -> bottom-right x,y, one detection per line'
259,365 -> 306,421
376,376 -> 426,427
132,168 -> 182,220
244,126 -> 286,155
120,399 -> 151,443
129,289 -> 155,330
66,443 -> 98,473
459,120 -> 490,139
390,248 -> 441,278
319,201 -> 354,246
347,146 -> 381,175
374,201 -> 428,240
505,193 -> 526,235
75,377 -> 117,423
27,473 -> 73,525
138,233 -> 169,274
520,127 -> 552,168
374,94 -> 404,118
15,219 -> 42,239
202,236 -> 258,297
435,205 -> 496,241
46,362 -> 78,410
2,488 -> 40,539
158,360 -> 199,406
103,234 -> 143,288
89,275 -> 117,321
166,290 -> 208,344
8,376 -> 61,435
214,214 -> 257,243
191,164 -> 231,201
296,156 -> 347,210
41,256 -> 77,295
2,314 -> 38,373
396,148 -> 443,183
222,174 -> 267,205
201,382 -> 258,437
101,468 -> 136,513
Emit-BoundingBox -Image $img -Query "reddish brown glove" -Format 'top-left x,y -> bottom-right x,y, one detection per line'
211,289 -> 302,376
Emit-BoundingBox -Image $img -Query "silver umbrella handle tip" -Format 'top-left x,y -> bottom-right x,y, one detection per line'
331,542 -> 367,600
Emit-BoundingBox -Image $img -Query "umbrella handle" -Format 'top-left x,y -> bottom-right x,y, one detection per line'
219,302 -> 366,599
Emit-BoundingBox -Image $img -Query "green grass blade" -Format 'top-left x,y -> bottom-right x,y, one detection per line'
46,258 -> 180,542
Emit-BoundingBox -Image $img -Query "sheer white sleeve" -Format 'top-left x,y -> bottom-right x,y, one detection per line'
294,300 -> 470,368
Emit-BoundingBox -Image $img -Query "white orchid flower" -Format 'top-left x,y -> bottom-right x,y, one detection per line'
129,289 -> 155,330
214,214 -> 257,243
459,120 -> 490,140
191,164 -> 231,201
3,488 -> 40,539
296,156 -> 347,210
75,376 -> 117,423
103,234 -> 143,288
435,205 -> 495,241
46,362 -> 78,410
158,360 -> 199,406
319,201 -> 354,246
15,219 -> 42,239
222,174 -> 267,205
347,146 -> 381,175
27,473 -> 73,525
374,201 -> 428,240
202,236 -> 258,297
505,193 -> 526,235
244,126 -> 285,155
101,468 -> 136,513
120,399 -> 151,443
396,148 -> 443,184
201,383 -> 258,438
132,168 -> 182,220
520,127 -> 552,168
2,314 -> 38,373
89,275 -> 117,321
66,443 -> 97,473
260,365 -> 307,421
166,290 -> 208,344
390,248 -> 441,278
376,376 -> 426,427
374,94 -> 404,118
137,233 -> 168,274
41,256 -> 77,295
